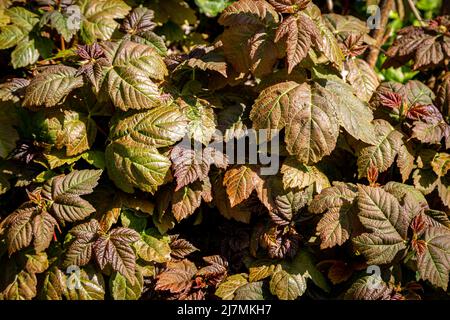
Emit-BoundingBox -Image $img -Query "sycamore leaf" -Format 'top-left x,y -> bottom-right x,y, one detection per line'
78,0 -> 131,43
110,105 -> 188,148
357,120 -> 404,179
44,169 -> 102,222
65,266 -> 105,300
353,185 -> 408,265
223,165 -> 259,207
93,227 -> 140,282
24,252 -> 49,274
105,136 -> 171,194
416,226 -> 450,290
397,141 -> 415,183
170,237 -> 198,259
110,269 -> 143,300
23,66 -> 83,108
62,110 -> 97,157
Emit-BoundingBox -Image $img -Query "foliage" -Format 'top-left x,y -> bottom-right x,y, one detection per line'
0,0 -> 449,301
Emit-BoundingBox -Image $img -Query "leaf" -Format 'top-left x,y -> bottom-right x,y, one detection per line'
64,220 -> 100,267
0,104 -> 19,158
93,227 -> 140,282
78,0 -> 131,43
24,252 -> 49,274
105,136 -> 171,194
223,165 -> 259,207
344,276 -> 392,300
416,226 -> 450,290
39,267 -> 67,300
172,180 -> 210,222
62,110 -> 97,156
155,260 -> 197,293
281,157 -> 323,189
44,169 -> 102,222
218,0 -> 278,26
251,81 -> 339,163
344,58 -> 379,102
321,77 -> 376,145
134,233 -> 171,263
11,38 -> 39,69
65,266 -> 105,300
171,143 -> 210,191
306,4 -> 344,69
234,281 -> 267,300
110,269 -> 143,300
195,0 -> 233,17
357,120 -> 404,179
353,185 -> 408,265
23,65 -> 84,108
397,141 -> 415,182
274,14 -> 320,73
6,204 -> 36,255
213,175 -> 252,223
170,237 -> 198,259
286,250 -> 330,292
48,10 -> 78,41
32,211 -> 57,253
186,46 -> 228,77
215,274 -> 248,300
181,98 -> 217,145
102,40 -> 168,111
122,7 -> 156,34
1,270 -> 37,300
269,266 -> 308,300
110,105 -> 188,148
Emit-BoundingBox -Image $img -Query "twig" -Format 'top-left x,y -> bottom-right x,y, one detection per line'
407,0 -> 426,26
365,0 -> 395,68
326,0 -> 333,13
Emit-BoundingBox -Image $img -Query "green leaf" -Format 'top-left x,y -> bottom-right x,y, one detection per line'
234,281 -> 267,300
195,0 -> 232,17
44,169 -> 102,222
134,232 -> 171,263
23,66 -> 84,108
39,267 -> 67,300
321,78 -> 377,145
93,227 -> 140,282
251,81 -> 339,164
353,185 -> 408,265
416,226 -> 450,290
105,136 -> 171,194
65,266 -> 105,300
102,40 -> 167,111
215,273 -> 248,300
357,120 -> 404,178
11,38 -> 39,69
110,269 -> 143,300
78,0 -> 131,43
181,98 -> 217,145
269,265 -> 308,300
62,110 -> 97,157
110,105 -> 187,147
344,58 -> 379,102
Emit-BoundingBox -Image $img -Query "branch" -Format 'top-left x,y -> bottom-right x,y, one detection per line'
365,0 -> 395,68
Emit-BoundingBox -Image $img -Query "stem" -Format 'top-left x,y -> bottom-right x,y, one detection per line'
326,0 -> 333,13
60,35 -> 65,51
365,0 -> 394,68
407,0 -> 426,26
